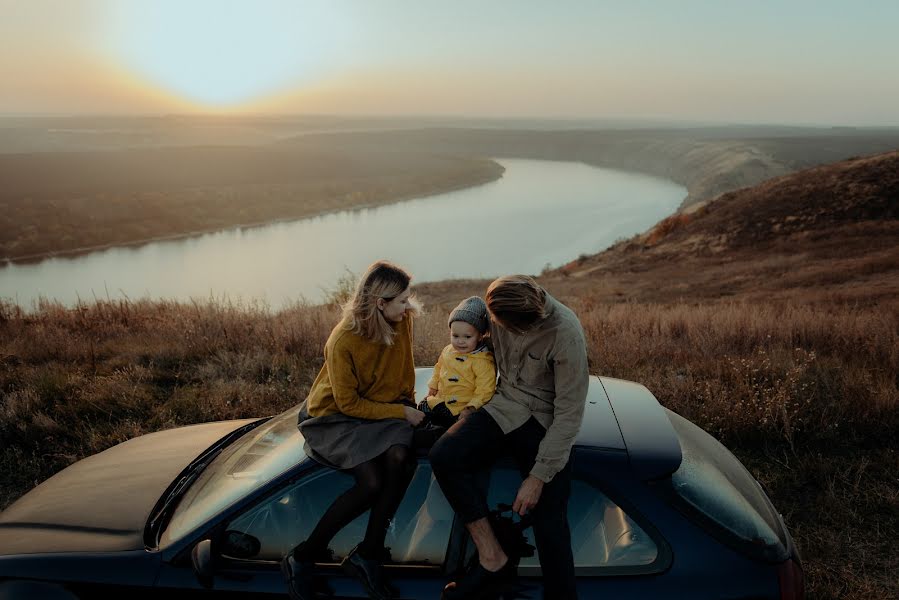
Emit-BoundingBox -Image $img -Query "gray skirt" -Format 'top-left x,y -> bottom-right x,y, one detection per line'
298,404 -> 414,470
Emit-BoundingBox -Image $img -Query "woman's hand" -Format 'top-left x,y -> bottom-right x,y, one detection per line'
403,405 -> 426,426
459,407 -> 476,421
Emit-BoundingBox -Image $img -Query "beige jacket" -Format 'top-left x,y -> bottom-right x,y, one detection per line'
484,292 -> 589,483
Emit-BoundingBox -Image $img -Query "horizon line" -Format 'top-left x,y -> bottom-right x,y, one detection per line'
1,112 -> 898,130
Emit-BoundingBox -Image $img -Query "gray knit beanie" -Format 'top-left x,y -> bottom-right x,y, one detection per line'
448,296 -> 489,333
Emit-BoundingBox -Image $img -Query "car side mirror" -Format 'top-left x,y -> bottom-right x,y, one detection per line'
191,539 -> 215,588
222,530 -> 261,559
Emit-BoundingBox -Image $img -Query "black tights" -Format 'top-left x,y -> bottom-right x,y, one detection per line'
298,444 -> 416,560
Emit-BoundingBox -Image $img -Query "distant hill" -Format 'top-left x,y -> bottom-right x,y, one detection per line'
416,151 -> 899,308
650,149 -> 897,248
539,151 -> 899,305
0,148 -> 503,261
2,118 -> 898,262
277,126 -> 899,208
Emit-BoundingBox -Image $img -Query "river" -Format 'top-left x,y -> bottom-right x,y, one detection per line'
0,159 -> 685,309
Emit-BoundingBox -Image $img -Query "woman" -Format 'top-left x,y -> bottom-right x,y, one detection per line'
281,260 -> 426,600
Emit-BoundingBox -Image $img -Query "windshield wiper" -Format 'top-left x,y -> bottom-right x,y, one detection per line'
147,452 -> 221,541
145,418 -> 270,545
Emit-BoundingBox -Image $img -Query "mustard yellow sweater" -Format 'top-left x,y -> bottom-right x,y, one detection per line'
304,316 -> 415,420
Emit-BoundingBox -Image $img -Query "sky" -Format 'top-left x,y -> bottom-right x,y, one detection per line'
2,0 -> 898,125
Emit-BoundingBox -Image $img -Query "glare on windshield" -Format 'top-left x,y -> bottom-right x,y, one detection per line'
160,406 -> 307,546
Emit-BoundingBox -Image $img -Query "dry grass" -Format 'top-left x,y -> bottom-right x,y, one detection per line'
1,294 -> 896,598
572,300 -> 898,443
646,213 -> 692,245
0,297 -> 335,507
572,298 -> 898,600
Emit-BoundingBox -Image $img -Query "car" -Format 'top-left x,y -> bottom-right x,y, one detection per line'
0,368 -> 804,599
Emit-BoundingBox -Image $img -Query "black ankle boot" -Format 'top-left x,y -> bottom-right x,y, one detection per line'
281,542 -> 335,600
441,559 -> 517,600
340,545 -> 393,600
294,541 -> 336,564
280,553 -> 315,600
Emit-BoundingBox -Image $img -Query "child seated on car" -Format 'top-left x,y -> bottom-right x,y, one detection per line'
419,296 -> 496,429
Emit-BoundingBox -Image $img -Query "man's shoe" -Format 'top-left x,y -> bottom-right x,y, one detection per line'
441,560 -> 516,600
340,546 -> 393,600
280,554 -> 316,600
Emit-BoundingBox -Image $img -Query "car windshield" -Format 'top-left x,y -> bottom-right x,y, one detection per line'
160,405 -> 307,546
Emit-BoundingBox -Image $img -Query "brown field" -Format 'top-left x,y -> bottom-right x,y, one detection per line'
1,290 -> 896,599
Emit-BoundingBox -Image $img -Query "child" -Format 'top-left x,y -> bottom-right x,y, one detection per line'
420,296 -> 497,428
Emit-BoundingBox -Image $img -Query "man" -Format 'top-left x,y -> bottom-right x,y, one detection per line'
429,275 -> 589,600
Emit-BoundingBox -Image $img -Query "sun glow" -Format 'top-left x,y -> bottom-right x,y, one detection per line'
102,1 -> 352,108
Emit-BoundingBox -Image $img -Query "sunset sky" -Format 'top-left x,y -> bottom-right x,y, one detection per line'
2,0 -> 898,125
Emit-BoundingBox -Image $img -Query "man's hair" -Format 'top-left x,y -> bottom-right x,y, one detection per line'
341,260 -> 421,345
485,275 -> 546,332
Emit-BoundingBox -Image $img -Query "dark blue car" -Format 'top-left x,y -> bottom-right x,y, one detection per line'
0,369 -> 804,599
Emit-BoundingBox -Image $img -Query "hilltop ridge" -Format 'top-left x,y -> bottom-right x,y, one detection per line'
538,151 -> 899,305
643,150 -> 897,249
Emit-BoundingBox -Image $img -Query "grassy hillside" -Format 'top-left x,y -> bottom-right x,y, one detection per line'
1,151 -> 898,598
537,151 -> 899,306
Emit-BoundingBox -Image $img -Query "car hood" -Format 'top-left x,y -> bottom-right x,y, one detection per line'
0,418 -> 258,555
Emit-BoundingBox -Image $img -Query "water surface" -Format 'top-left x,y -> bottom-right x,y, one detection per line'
0,159 -> 685,309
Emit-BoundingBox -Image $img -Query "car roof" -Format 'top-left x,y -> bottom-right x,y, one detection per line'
414,368 -> 682,480
596,376 -> 683,479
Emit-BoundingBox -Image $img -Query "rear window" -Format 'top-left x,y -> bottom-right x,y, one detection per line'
663,409 -> 788,561
479,467 -> 667,576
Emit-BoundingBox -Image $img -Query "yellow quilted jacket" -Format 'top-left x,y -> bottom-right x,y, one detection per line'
426,344 -> 496,415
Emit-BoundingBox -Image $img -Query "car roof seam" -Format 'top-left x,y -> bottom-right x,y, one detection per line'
597,376 -> 630,458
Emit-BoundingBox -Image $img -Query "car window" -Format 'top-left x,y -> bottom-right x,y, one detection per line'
224,462 -> 454,566
160,406 -> 306,546
486,469 -> 658,572
664,409 -> 787,559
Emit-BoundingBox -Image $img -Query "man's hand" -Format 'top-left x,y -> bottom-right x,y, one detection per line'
512,475 -> 544,516
459,407 -> 475,421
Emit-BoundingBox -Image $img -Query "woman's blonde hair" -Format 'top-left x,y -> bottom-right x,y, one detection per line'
341,260 -> 422,345
486,275 -> 546,332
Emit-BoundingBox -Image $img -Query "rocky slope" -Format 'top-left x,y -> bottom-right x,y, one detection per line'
542,150 -> 899,305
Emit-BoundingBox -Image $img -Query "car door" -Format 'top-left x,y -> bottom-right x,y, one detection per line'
155,459 -> 459,599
